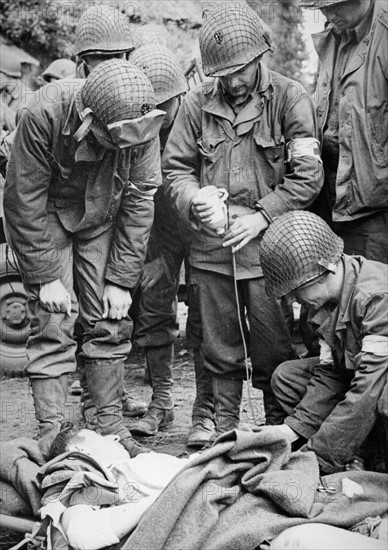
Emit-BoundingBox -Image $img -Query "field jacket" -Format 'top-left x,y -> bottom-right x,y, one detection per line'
163,63 -> 323,278
312,0 -> 388,221
287,254 -> 388,472
4,78 -> 161,288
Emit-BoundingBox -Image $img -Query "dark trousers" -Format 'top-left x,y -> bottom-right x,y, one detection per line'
190,267 -> 293,424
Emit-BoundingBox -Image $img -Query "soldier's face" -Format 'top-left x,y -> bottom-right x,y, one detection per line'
219,58 -> 259,100
321,0 -> 372,33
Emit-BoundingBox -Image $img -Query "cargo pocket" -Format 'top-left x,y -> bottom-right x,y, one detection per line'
253,135 -> 285,191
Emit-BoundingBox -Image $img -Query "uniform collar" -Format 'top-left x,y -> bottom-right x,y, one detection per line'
203,63 -> 273,128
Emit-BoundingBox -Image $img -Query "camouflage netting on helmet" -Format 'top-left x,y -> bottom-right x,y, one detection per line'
200,4 -> 271,77
75,5 -> 134,56
132,23 -> 175,51
259,211 -> 344,298
82,59 -> 156,125
129,45 -> 187,104
298,0 -> 348,8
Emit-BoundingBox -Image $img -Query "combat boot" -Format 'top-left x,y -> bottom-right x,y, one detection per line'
30,375 -> 69,459
130,344 -> 174,436
187,349 -> 215,448
212,377 -> 243,438
85,360 -> 149,457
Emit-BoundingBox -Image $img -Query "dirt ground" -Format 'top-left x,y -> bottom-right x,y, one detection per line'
0,303 -> 266,455
0,302 -> 268,547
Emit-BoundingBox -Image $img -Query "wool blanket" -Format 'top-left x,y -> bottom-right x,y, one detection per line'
123,428 -> 388,550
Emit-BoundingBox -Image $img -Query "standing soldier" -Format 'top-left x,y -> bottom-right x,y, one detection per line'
74,4 -> 148,422
127,45 -> 216,447
299,0 -> 388,263
75,4 -> 134,76
163,5 -> 324,436
4,59 -> 164,457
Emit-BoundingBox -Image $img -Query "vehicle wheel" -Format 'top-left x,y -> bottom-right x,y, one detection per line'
0,244 -> 31,377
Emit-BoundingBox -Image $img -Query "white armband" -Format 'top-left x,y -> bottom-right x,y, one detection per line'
287,138 -> 322,164
362,335 -> 388,357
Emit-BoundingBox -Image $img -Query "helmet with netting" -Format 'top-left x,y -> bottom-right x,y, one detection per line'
200,4 -> 272,77
129,45 -> 187,104
259,211 -> 344,298
76,59 -> 156,140
132,23 -> 174,51
75,5 -> 134,57
298,0 -> 347,7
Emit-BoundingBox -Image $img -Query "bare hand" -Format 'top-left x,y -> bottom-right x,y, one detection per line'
141,257 -> 167,291
102,284 -> 132,320
223,212 -> 268,253
191,190 -> 217,224
39,279 -> 71,316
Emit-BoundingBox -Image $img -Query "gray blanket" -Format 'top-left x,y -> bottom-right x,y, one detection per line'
123,428 -> 388,550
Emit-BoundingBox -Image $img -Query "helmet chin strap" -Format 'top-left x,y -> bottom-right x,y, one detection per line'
74,108 -> 94,142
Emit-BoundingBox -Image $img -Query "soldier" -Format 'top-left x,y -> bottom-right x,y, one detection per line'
74,4 -> 148,422
127,45 -> 215,446
163,5 -> 324,436
75,4 -> 134,76
299,0 -> 388,263
4,60 -> 164,457
41,59 -> 76,83
260,210 -> 388,474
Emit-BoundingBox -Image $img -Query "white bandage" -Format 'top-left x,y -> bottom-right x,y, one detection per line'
319,339 -> 334,365
65,506 -> 119,550
287,138 -> 322,163
362,335 -> 388,356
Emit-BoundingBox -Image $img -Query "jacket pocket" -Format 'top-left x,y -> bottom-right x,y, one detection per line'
197,134 -> 226,187
253,135 -> 285,190
366,107 -> 388,167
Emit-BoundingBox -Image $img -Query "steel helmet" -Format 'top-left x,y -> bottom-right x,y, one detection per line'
259,211 -> 344,298
133,23 -> 174,51
75,59 -> 156,141
75,5 -> 134,57
42,59 -> 76,81
129,45 -> 187,104
200,4 -> 272,77
298,1 -> 348,7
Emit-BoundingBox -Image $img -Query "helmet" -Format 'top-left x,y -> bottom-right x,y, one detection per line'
298,1 -> 348,7
75,5 -> 134,57
76,59 -> 156,141
42,59 -> 76,81
259,211 -> 344,298
129,45 -> 187,104
132,23 -> 174,51
200,4 -> 272,77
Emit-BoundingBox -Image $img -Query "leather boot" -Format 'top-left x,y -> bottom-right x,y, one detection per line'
85,360 -> 148,457
130,344 -> 174,436
212,377 -> 243,437
30,375 -> 69,459
80,360 -> 147,429
187,349 -> 215,448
